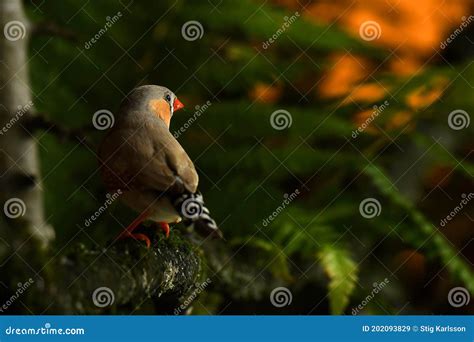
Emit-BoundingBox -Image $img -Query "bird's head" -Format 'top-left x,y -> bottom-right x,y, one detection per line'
119,85 -> 184,128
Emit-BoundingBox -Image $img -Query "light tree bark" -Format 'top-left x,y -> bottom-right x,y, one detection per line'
0,0 -> 54,251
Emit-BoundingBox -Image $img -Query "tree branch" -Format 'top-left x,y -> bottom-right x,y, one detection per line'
24,113 -> 95,149
24,232 -> 203,314
32,21 -> 77,41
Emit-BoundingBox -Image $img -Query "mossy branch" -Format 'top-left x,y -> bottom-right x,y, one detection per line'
32,233 -> 202,314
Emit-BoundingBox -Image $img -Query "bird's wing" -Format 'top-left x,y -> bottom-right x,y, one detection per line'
99,119 -> 198,195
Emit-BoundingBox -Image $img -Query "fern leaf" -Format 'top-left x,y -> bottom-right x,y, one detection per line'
365,164 -> 474,293
318,246 -> 358,315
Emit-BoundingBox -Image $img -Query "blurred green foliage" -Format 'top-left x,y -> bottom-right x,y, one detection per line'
26,0 -> 473,314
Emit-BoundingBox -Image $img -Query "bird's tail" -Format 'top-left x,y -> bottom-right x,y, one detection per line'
174,192 -> 223,239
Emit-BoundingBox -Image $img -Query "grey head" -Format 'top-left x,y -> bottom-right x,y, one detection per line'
117,85 -> 184,126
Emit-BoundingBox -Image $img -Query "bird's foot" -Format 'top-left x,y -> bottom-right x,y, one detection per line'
117,209 -> 152,247
158,222 -> 170,238
119,231 -> 151,248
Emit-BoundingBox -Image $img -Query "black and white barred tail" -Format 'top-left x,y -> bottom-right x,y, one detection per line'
174,192 -> 223,239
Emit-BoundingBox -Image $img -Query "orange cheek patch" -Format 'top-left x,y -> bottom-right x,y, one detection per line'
149,99 -> 171,126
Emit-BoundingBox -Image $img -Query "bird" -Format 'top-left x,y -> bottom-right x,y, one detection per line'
98,85 -> 223,247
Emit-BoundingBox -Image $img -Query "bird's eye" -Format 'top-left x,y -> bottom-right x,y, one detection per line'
165,94 -> 172,102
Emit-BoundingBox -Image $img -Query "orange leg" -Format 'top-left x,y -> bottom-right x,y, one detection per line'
122,232 -> 151,248
119,209 -> 152,247
158,222 -> 170,238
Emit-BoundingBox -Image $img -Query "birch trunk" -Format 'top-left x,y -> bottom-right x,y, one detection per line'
0,0 -> 53,250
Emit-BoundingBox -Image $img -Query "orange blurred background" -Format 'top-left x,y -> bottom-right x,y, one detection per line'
252,0 -> 472,133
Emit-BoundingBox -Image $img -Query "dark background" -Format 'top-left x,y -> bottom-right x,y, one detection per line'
2,0 -> 474,315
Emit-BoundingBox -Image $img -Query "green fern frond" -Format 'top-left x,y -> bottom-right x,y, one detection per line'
365,164 -> 474,293
318,245 -> 359,315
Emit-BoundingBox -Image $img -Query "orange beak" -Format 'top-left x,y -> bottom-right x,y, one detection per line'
173,98 -> 184,112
